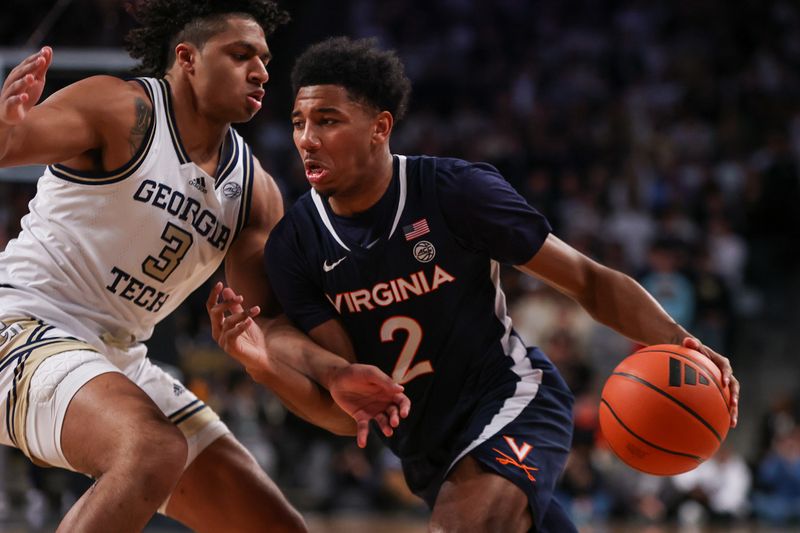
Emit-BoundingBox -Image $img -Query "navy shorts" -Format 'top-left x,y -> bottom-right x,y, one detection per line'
467,370 -> 577,532
406,348 -> 577,532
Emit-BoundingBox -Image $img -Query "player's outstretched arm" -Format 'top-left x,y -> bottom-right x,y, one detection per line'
0,47 -> 139,168
207,283 -> 409,446
518,233 -> 740,427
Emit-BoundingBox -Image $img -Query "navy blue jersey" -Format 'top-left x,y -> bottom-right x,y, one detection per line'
267,155 -> 573,514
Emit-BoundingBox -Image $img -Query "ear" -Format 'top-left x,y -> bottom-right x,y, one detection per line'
174,43 -> 197,74
372,111 -> 394,144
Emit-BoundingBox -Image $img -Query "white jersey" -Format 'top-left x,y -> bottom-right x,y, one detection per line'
0,77 -> 255,348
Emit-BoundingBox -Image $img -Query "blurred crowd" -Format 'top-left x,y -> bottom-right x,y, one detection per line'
3,0 -> 800,529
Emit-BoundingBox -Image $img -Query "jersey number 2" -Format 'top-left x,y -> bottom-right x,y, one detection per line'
142,222 -> 194,282
380,316 -> 433,385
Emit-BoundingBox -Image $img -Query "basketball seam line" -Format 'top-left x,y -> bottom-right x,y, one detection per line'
635,348 -> 729,409
611,371 -> 723,443
600,398 -> 702,462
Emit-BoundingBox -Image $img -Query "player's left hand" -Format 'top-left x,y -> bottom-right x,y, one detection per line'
683,337 -> 739,428
328,365 -> 411,448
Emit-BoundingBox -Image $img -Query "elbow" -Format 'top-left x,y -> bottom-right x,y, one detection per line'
574,262 -> 604,314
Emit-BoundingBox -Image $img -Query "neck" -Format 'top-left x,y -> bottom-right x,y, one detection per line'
164,72 -> 229,168
329,150 -> 394,216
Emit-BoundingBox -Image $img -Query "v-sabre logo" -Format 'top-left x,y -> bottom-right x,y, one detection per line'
323,256 -> 347,272
325,264 -> 456,314
493,436 -> 538,482
669,357 -> 711,387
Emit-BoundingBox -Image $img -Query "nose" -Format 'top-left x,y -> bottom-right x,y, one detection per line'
249,60 -> 268,85
296,124 -> 320,151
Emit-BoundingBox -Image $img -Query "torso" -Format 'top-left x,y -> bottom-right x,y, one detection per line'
276,156 -> 539,456
0,77 -> 256,348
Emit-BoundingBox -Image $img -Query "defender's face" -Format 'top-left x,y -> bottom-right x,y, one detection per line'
291,85 -> 380,197
193,16 -> 270,122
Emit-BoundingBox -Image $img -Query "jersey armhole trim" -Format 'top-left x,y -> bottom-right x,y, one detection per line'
48,78 -> 157,185
157,79 -> 190,164
234,143 -> 255,239
214,129 -> 240,187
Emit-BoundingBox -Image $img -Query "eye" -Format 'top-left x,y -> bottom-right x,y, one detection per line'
291,120 -> 304,130
320,118 -> 338,125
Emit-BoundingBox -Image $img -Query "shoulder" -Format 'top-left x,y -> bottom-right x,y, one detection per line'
52,76 -> 153,140
422,156 -> 507,202
405,155 -> 502,188
48,75 -> 148,111
434,156 -> 501,182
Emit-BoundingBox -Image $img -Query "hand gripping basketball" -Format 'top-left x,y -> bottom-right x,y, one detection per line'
599,344 -> 732,476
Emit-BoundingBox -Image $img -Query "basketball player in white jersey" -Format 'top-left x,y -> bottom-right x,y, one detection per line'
0,1 -> 408,531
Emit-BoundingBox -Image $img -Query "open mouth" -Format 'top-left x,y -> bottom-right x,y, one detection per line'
305,161 -> 329,183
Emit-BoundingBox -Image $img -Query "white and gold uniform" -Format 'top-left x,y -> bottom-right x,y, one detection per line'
0,77 -> 255,471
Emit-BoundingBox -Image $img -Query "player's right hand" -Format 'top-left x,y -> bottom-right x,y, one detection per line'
206,282 -> 266,371
0,47 -> 52,126
328,364 -> 411,448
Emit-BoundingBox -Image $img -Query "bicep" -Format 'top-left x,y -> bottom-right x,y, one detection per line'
438,162 -> 551,264
225,163 -> 283,314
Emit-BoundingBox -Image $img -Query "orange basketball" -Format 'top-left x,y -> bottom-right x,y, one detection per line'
598,344 -> 731,476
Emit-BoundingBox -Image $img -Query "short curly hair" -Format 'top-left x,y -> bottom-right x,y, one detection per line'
291,37 -> 411,121
125,0 -> 290,77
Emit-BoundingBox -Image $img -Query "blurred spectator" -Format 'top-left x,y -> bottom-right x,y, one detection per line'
639,239 -> 696,328
752,428 -> 800,526
690,249 -> 734,353
556,443 -> 613,528
2,0 -> 800,528
671,444 -> 752,526
756,393 -> 799,464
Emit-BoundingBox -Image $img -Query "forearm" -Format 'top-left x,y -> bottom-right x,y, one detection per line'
579,265 -> 691,345
259,314 -> 353,389
0,125 -> 16,165
246,353 -> 356,436
238,314 -> 357,435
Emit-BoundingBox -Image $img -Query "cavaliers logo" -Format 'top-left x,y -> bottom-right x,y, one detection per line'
413,240 -> 435,263
223,182 -> 242,199
493,436 -> 539,482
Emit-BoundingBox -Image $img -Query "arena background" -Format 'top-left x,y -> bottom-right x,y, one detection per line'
2,1 -> 800,531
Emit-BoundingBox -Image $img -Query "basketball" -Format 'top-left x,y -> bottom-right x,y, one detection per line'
598,344 -> 731,476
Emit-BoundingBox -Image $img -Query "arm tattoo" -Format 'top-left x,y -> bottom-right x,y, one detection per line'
128,97 -> 153,156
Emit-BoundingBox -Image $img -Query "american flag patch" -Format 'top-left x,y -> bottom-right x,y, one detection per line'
403,219 -> 430,241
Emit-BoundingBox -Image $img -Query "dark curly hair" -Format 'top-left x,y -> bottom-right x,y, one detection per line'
291,37 -> 411,121
125,0 -> 290,77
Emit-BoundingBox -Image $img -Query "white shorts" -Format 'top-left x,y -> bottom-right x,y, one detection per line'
0,316 -> 229,472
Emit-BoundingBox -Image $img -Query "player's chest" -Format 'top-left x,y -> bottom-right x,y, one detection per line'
315,225 -> 478,319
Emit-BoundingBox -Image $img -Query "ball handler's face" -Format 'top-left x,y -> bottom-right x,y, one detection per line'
291,85 -> 384,198
191,16 -> 270,123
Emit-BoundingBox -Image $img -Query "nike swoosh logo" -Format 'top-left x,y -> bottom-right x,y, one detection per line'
323,256 -> 347,272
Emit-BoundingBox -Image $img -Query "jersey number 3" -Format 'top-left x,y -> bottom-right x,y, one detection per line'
142,222 -> 194,282
380,316 -> 433,385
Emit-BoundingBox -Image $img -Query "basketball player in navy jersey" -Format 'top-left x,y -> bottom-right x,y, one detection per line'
211,37 -> 740,532
0,4 -> 409,532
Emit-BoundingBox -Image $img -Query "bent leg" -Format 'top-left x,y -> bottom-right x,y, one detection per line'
166,434 -> 306,533
430,455 -> 531,533
58,372 -> 188,533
